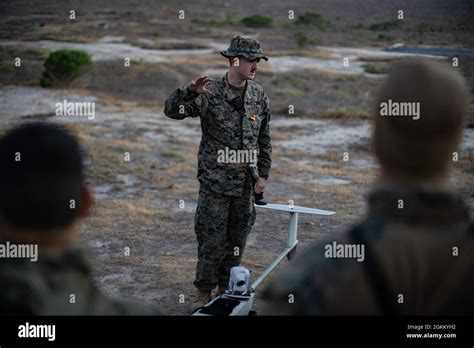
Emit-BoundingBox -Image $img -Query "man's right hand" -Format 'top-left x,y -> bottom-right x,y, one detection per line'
189,76 -> 213,96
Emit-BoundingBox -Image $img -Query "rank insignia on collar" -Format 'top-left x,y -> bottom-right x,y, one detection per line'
250,114 -> 256,121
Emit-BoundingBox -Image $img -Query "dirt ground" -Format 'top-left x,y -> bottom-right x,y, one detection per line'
0,0 -> 473,315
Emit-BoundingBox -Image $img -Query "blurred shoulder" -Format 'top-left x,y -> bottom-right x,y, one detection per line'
263,233 -> 366,315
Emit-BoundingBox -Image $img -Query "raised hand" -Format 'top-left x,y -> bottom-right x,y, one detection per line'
188,76 -> 213,96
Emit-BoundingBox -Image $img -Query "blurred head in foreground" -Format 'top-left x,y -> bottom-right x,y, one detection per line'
264,59 -> 473,315
0,122 -> 93,250
0,122 -> 153,315
373,58 -> 468,185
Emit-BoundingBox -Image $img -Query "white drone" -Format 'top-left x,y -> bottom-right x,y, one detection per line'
192,203 -> 335,316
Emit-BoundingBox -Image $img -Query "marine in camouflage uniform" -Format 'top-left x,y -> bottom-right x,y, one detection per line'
264,59 -> 474,315
164,36 -> 272,300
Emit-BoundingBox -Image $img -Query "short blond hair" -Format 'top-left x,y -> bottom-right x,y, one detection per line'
373,58 -> 469,179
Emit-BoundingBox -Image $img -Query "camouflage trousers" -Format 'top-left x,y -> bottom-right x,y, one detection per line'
193,182 -> 256,292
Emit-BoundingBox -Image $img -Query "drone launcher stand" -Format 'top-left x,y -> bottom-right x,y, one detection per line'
251,204 -> 335,291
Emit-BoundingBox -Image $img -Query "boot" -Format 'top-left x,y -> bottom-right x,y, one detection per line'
190,289 -> 211,313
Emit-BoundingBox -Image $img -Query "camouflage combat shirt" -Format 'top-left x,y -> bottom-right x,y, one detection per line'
164,73 -> 272,196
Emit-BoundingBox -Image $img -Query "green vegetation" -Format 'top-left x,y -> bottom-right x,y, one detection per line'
294,12 -> 331,31
320,107 -> 370,120
294,31 -> 316,47
285,87 -> 304,98
350,23 -> 365,30
362,62 -> 390,74
336,75 -> 357,82
369,20 -> 401,31
414,23 -> 444,35
377,33 -> 393,40
337,90 -> 357,102
39,33 -> 59,41
358,56 -> 396,62
38,33 -> 89,43
160,151 -> 187,161
40,49 -> 91,87
240,15 -> 273,28
192,14 -> 235,26
192,14 -> 274,27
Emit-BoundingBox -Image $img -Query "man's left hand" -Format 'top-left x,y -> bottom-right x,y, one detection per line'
254,177 -> 266,194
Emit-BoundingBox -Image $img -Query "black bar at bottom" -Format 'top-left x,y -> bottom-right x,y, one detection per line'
0,316 -> 472,345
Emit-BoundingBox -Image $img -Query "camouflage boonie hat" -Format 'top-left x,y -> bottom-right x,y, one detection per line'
220,35 -> 269,61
